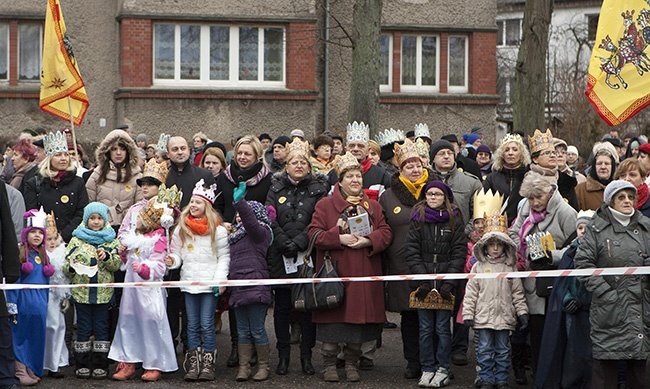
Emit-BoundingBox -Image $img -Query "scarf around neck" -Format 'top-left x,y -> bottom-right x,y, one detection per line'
410,206 -> 458,224
530,163 -> 558,184
340,186 -> 363,205
518,208 -> 548,259
398,169 -> 429,200
224,161 -> 269,187
72,223 -> 116,245
360,157 -> 373,174
637,183 -> 649,210
186,215 -> 209,235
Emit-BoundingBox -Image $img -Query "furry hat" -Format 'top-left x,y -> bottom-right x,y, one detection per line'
95,129 -> 140,168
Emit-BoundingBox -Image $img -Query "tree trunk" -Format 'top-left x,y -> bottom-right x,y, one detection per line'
512,0 -> 553,136
348,0 -> 383,138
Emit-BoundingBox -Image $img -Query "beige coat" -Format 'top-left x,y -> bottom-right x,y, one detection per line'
86,165 -> 142,226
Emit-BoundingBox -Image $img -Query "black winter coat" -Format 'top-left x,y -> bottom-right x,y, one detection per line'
165,160 -> 215,209
23,171 -> 89,243
482,165 -> 528,225
215,162 -> 272,222
266,172 -> 329,281
404,214 -> 467,291
0,183 -> 20,316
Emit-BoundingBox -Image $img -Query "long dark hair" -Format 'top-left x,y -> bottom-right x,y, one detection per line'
97,141 -> 133,184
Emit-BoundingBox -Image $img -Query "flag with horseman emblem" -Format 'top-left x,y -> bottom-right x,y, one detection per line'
586,0 -> 650,125
40,0 -> 89,126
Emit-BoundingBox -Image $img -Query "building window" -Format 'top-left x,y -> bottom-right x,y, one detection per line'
497,19 -> 521,46
379,34 -> 392,91
401,34 -> 439,92
587,14 -> 599,41
154,23 -> 285,87
448,35 -> 468,92
18,24 -> 42,81
0,24 -> 7,80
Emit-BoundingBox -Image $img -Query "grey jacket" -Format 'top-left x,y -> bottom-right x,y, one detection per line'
431,164 -> 482,225
574,205 -> 650,360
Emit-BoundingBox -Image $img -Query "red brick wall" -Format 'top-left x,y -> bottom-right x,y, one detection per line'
392,32 -> 401,93
286,22 -> 316,90
439,33 -> 449,93
121,18 -> 152,88
9,21 -> 17,86
469,31 -> 496,95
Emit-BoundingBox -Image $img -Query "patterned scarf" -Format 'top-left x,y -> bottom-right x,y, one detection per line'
340,187 -> 363,205
224,161 -> 269,187
227,201 -> 273,245
518,208 -> 548,259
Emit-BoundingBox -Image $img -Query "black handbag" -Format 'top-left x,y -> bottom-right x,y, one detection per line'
292,231 -> 345,311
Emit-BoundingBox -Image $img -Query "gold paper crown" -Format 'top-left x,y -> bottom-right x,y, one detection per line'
286,138 -> 311,161
139,184 -> 182,229
528,129 -> 554,154
394,138 -> 420,167
375,128 -> 405,147
483,209 -> 508,235
46,211 -> 58,236
157,133 -> 171,151
414,123 -> 430,140
157,184 -> 183,210
44,131 -> 69,156
335,152 -> 361,175
499,133 -> 525,147
473,188 -> 504,221
415,138 -> 430,158
141,158 -> 169,185
346,121 -> 369,145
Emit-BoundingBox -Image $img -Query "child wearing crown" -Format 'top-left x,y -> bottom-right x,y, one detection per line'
5,208 -> 55,385
165,179 -> 230,382
462,211 -> 528,389
43,211 -> 70,378
109,187 -> 180,382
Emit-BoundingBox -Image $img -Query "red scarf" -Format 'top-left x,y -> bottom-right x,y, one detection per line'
186,216 -> 209,235
360,157 -> 373,174
637,183 -> 649,210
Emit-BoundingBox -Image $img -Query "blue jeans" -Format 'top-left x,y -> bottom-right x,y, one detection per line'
476,328 -> 510,384
235,303 -> 269,345
75,302 -> 109,342
418,309 -> 451,372
184,292 -> 217,352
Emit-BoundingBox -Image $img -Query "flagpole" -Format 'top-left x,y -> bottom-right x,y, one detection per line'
67,96 -> 79,166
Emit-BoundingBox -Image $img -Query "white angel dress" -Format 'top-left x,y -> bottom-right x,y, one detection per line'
108,228 -> 178,372
43,243 -> 70,372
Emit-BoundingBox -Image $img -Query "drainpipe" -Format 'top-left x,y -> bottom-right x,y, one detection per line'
323,0 -> 330,132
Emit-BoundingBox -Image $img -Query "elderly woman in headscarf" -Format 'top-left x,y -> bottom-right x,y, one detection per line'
575,145 -> 617,211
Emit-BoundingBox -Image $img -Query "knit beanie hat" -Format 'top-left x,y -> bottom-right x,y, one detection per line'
83,202 -> 110,226
476,144 -> 492,155
567,145 -> 579,157
576,209 -> 595,227
273,136 -> 291,148
422,180 -> 454,203
430,140 -> 455,158
603,180 -> 637,204
463,133 -> 480,145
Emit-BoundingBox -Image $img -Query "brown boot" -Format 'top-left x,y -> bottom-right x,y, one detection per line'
198,350 -> 216,381
252,344 -> 270,381
183,348 -> 202,381
15,362 -> 38,386
236,343 -> 252,381
321,346 -> 339,382
344,344 -> 362,382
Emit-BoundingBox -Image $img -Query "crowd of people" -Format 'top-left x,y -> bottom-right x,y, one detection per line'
0,122 -> 647,389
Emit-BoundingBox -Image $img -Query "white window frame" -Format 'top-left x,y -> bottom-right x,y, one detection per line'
379,33 -> 393,92
0,23 -> 8,81
400,34 -> 440,93
496,18 -> 522,47
153,23 -> 286,88
17,23 -> 42,82
447,35 -> 468,93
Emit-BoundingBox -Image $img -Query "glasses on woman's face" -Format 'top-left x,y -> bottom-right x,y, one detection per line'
539,150 -> 557,157
615,193 -> 637,201
426,191 -> 445,198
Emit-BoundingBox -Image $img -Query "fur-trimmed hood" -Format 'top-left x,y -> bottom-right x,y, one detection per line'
95,129 -> 139,168
473,231 -> 517,266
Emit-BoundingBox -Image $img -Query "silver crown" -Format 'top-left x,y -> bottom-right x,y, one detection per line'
414,123 -> 430,140
346,121 -> 369,145
44,131 -> 69,156
192,178 -> 218,204
375,128 -> 405,147
157,133 -> 171,151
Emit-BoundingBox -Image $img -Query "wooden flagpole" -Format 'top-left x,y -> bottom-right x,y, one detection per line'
67,96 -> 79,166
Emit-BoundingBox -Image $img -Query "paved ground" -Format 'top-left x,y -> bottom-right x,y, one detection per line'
35,311 -> 533,388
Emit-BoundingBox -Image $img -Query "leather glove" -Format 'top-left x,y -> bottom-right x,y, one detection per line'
563,298 -> 580,315
283,241 -> 299,258
233,181 -> 247,203
529,252 -> 553,270
517,314 -> 529,331
415,284 -> 430,301
60,298 -> 71,313
463,319 -> 474,328
439,282 -> 455,301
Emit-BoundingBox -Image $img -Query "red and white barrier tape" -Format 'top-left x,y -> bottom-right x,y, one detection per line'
2,266 -> 650,290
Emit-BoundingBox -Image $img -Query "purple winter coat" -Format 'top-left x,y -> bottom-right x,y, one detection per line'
228,200 -> 273,308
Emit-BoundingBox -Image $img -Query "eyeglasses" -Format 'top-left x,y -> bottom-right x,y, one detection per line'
426,192 -> 445,198
317,146 -> 332,152
539,150 -> 557,157
435,150 -> 455,157
615,193 -> 637,201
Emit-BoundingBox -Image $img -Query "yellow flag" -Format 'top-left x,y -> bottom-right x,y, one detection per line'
39,0 -> 89,127
585,0 -> 650,125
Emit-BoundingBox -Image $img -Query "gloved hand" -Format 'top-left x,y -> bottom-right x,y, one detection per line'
233,181 -> 247,203
212,286 -> 220,298
283,241 -> 299,258
439,282 -> 455,301
529,252 -> 553,271
563,298 -> 580,315
60,298 -> 71,313
463,319 -> 475,328
415,284 -> 430,301
517,314 -> 529,331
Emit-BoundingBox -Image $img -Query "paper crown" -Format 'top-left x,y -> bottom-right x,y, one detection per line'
346,121 -> 369,145
499,133 -> 525,147
375,128 -> 405,147
473,188 -> 504,221
415,138 -> 430,158
46,211 -> 58,236
528,129 -> 554,154
286,137 -> 311,161
141,158 -> 169,185
335,152 -> 361,175
44,131 -> 69,156
394,138 -> 420,166
157,133 -> 171,152
192,179 -> 218,204
24,207 -> 47,229
138,184 -> 182,229
483,209 -> 508,235
157,184 -> 183,209
414,123 -> 431,140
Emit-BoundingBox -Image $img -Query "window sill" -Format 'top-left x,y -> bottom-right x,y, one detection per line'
114,87 -> 318,101
0,85 -> 40,98
380,93 -> 500,105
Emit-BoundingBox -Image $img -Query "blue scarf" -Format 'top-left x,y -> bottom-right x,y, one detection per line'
72,223 -> 116,245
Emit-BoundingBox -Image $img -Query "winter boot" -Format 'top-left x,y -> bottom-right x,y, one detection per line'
183,348 -> 202,381
236,343 -> 253,381
112,362 -> 136,381
73,341 -> 92,379
198,350 -> 216,381
511,343 -> 527,385
321,347 -> 340,382
15,362 -> 38,386
227,310 -> 239,367
250,344 -> 258,366
227,342 -> 239,367
252,344 -> 271,381
91,341 -> 110,380
343,344 -> 362,382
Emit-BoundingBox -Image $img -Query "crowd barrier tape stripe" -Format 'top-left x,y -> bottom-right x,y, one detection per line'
2,266 -> 650,290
